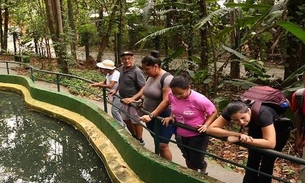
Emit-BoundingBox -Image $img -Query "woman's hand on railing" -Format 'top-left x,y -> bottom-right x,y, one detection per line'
239,134 -> 253,143
227,136 -> 240,144
140,115 -> 151,123
227,134 -> 253,144
162,117 -> 174,127
198,124 -> 208,133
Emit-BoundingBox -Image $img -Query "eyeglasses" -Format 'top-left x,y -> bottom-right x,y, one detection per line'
121,56 -> 133,61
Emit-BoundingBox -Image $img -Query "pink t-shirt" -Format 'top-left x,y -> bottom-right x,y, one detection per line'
169,90 -> 215,137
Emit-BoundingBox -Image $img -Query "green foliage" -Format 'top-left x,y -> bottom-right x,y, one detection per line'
135,25 -> 184,45
278,21 -> 305,44
281,64 -> 305,87
195,8 -> 235,29
212,96 -> 230,111
61,69 -> 104,96
33,68 -> 104,97
78,24 -> 98,46
162,46 -> 186,70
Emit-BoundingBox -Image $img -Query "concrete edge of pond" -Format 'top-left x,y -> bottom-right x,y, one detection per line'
0,74 -> 223,183
0,82 -> 144,183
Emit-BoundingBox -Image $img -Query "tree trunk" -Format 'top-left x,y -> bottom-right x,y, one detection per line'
0,1 -> 3,53
67,0 -> 77,62
115,0 -> 123,66
96,0 -> 120,62
44,0 -> 57,52
2,0 -> 8,52
85,37 -> 90,59
54,0 -> 68,73
13,32 -> 17,54
198,0 -> 208,69
164,0 -> 171,65
44,0 -> 68,73
284,0 -> 305,85
229,3 -> 240,79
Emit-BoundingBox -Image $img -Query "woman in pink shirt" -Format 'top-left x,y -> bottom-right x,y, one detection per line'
162,75 -> 217,174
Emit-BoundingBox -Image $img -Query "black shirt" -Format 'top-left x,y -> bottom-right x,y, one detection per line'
222,105 -> 278,138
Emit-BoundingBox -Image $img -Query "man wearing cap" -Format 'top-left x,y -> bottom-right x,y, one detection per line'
112,51 -> 146,146
89,59 -> 125,127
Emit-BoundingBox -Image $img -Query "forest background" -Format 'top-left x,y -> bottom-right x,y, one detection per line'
0,0 -> 305,182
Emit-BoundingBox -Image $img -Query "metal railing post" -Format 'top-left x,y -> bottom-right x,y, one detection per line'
56,74 -> 60,92
30,67 -> 34,82
5,62 -> 9,74
102,88 -> 108,113
153,119 -> 161,154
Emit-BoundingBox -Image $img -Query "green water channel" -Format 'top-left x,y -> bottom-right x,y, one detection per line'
0,91 -> 112,183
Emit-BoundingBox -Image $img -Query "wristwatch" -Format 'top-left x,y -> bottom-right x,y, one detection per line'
149,113 -> 154,119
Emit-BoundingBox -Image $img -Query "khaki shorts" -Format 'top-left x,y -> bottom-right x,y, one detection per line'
120,104 -> 141,124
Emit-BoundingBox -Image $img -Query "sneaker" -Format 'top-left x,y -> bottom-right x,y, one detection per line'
137,138 -> 145,146
199,161 -> 208,175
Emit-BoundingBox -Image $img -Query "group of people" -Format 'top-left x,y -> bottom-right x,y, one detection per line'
90,51 -> 305,183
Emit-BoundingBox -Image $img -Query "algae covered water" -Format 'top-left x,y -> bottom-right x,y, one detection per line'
0,91 -> 112,183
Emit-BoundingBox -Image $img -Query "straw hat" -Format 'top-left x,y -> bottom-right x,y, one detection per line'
96,59 -> 116,70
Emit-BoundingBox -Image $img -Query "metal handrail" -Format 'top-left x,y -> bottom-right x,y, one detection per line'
0,60 -> 302,183
0,61 -> 109,113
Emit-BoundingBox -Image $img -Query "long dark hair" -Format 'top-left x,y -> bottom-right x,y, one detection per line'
223,100 -> 249,117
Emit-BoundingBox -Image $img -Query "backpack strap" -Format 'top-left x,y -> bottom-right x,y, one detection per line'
295,89 -> 305,139
159,72 -> 171,101
250,101 -> 262,124
296,88 -> 305,109
160,72 -> 171,89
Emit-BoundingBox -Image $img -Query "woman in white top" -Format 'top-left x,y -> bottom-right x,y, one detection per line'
89,59 -> 125,127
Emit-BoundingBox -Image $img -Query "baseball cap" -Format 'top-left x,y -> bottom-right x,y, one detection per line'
120,51 -> 134,57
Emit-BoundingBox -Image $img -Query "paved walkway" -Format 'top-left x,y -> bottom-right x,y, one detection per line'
0,63 -> 244,183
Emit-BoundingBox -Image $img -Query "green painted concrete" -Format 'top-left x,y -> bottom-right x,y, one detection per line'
0,74 -> 223,183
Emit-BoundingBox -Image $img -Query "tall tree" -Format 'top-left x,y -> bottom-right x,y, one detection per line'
0,1 -> 3,52
198,0 -> 208,69
67,0 -> 77,62
284,0 -> 305,85
44,0 -> 68,73
1,0 -> 8,52
96,0 -> 120,62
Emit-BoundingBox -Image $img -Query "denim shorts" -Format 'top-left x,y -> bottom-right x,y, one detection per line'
146,108 -> 176,144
